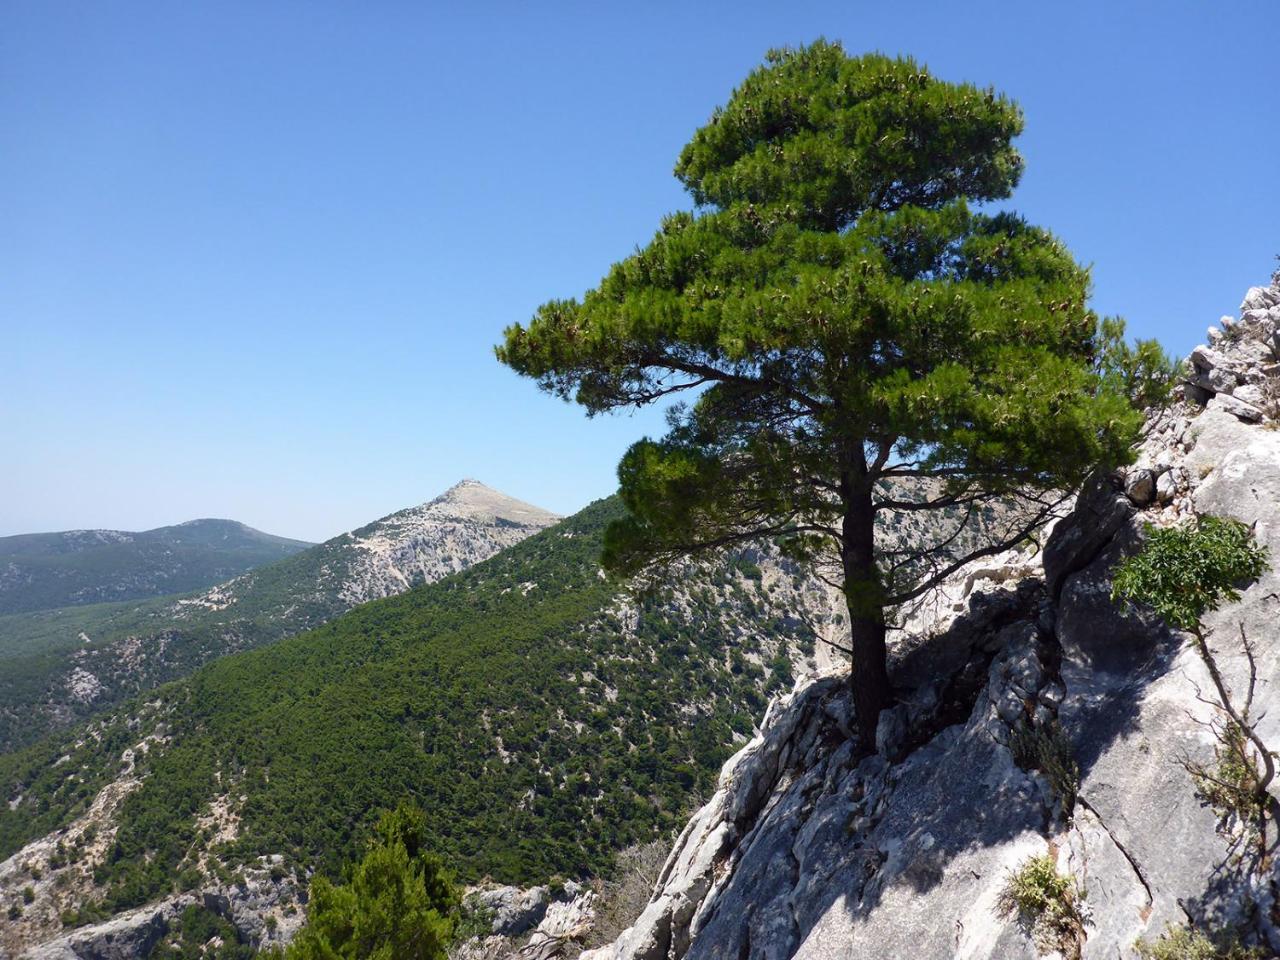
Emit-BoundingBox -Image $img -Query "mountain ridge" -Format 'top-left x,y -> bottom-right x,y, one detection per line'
0,520 -> 312,618
0,481 -> 560,753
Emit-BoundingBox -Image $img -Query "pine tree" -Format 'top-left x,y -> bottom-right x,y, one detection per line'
281,804 -> 457,960
498,41 -> 1164,745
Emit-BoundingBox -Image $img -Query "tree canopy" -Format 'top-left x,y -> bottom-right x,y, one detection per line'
497,40 -> 1166,743
279,804 -> 458,960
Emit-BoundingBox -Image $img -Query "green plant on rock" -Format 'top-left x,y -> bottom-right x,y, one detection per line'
1193,719 -> 1270,837
1009,720 -> 1079,816
1134,923 -> 1265,959
996,852 -> 1086,959
1112,517 -> 1276,858
1111,518 -> 1269,632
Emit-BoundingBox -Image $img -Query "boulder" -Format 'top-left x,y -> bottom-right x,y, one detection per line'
1123,468 -> 1156,506
474,885 -> 552,937
1042,472 -> 1133,600
1208,392 -> 1264,423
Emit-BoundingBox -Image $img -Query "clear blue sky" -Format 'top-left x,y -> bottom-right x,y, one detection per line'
4,2 -> 1277,542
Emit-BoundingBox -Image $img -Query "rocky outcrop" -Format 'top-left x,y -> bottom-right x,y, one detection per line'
582,277 -> 1280,960
12,859 -> 304,960
454,883 -> 598,960
473,884 -> 555,937
335,479 -> 562,607
20,898 -> 191,960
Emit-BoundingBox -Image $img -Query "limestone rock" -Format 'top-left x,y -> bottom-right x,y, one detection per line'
1208,392 -> 1265,423
1042,471 -> 1133,600
1123,468 -> 1156,506
19,898 -> 193,960
474,885 -> 553,937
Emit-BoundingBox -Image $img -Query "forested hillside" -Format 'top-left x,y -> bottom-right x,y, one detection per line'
0,481 -> 557,753
0,519 -> 311,617
0,496 -> 833,944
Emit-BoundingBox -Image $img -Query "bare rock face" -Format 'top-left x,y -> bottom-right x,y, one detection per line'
19,898 -> 191,960
335,479 -> 562,607
11,859 -> 304,960
582,277 -> 1280,959
453,883 -> 597,960
473,884 -> 553,937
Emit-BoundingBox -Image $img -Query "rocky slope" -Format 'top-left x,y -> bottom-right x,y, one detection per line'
0,519 -> 311,617
0,481 -> 559,752
579,277 -> 1280,960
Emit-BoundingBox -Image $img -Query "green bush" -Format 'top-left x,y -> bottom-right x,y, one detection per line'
1112,518 -> 1269,631
1192,720 -> 1268,829
1135,923 -> 1264,959
996,853 -> 1085,959
1113,517 -> 1274,837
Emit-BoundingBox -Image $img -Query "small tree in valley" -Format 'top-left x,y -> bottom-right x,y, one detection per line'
498,41 -> 1158,744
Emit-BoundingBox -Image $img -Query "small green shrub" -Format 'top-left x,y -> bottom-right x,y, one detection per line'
1135,923 -> 1264,959
1114,517 -> 1275,843
7,903 -> 21,920
1010,721 -> 1079,815
996,853 -> 1086,959
451,900 -> 496,941
1191,720 -> 1268,830
1112,518 -> 1269,631
21,885 -> 35,904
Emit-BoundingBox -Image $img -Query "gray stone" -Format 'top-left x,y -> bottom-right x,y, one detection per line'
20,898 -> 193,960
474,885 -> 552,937
1180,379 -> 1212,405
1124,468 -> 1156,506
1208,392 -> 1265,423
1241,285 -> 1279,312
1042,471 -> 1134,600
1233,383 -> 1268,408
874,704 -> 909,758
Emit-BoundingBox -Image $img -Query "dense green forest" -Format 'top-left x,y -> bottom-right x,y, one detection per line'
0,497 -> 814,924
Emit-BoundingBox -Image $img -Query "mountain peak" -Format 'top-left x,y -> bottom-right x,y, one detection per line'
415,480 -> 561,526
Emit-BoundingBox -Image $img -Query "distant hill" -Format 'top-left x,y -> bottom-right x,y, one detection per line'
0,519 -> 312,616
0,481 -> 560,752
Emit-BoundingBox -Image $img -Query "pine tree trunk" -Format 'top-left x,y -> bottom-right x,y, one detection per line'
842,486 -> 891,749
